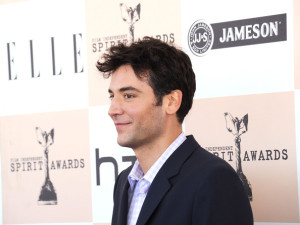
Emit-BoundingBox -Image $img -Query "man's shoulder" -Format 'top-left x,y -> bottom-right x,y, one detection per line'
180,135 -> 237,176
164,135 -> 236,181
184,135 -> 231,163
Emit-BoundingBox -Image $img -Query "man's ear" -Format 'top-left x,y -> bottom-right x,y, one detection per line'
164,90 -> 182,115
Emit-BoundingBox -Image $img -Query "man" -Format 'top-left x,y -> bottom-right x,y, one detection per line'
96,37 -> 253,225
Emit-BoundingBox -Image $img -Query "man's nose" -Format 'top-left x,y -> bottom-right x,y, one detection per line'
108,97 -> 123,118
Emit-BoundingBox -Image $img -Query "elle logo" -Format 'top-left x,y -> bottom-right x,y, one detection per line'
6,33 -> 84,81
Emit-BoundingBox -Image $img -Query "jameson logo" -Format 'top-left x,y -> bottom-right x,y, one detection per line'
224,113 -> 252,201
188,13 -> 287,56
188,20 -> 214,56
36,127 -> 57,205
120,3 -> 141,43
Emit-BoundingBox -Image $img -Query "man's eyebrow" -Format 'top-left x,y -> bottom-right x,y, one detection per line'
108,86 -> 142,94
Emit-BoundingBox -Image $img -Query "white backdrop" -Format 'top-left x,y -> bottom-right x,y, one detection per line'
0,0 -> 299,224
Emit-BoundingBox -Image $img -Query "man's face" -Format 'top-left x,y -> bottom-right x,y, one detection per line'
108,65 -> 165,150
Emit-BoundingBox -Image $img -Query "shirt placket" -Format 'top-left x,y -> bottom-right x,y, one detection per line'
127,179 -> 150,225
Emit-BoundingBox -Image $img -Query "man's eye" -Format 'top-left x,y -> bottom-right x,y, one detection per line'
109,95 -> 114,100
124,94 -> 133,99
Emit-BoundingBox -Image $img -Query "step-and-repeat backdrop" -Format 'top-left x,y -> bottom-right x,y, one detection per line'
0,0 -> 299,224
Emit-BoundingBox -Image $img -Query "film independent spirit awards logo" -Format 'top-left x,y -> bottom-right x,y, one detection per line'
118,2 -> 174,44
224,113 -> 252,201
9,127 -> 86,206
120,3 -> 141,43
188,13 -> 287,56
92,2 -> 176,53
36,127 -> 57,205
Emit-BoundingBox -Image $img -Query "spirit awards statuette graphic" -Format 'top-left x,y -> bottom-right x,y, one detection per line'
224,113 -> 252,201
36,127 -> 57,205
120,3 -> 141,43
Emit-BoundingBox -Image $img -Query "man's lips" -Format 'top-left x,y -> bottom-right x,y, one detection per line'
114,122 -> 131,128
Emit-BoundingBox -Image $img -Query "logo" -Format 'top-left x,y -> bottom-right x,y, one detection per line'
5,33 -> 84,81
204,110 -> 290,202
224,113 -> 252,201
95,148 -> 136,186
188,14 -> 287,56
35,127 -> 57,205
188,20 -> 214,56
91,3 -> 176,53
120,3 -> 141,43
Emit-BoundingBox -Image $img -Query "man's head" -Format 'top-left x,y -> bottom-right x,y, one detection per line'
97,37 -> 196,123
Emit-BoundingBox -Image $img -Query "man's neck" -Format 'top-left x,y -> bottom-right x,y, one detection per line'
133,128 -> 183,174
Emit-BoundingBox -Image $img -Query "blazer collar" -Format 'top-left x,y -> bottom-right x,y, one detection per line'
136,135 -> 199,225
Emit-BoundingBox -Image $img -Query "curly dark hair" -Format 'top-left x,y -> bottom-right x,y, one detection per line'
96,37 -> 196,123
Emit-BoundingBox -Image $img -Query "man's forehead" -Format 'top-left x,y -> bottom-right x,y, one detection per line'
108,77 -> 150,94
110,67 -> 150,88
112,65 -> 150,80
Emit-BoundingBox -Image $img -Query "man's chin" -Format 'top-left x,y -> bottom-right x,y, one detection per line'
117,138 -> 131,148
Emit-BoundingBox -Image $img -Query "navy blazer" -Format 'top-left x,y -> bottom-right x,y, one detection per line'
112,135 -> 253,225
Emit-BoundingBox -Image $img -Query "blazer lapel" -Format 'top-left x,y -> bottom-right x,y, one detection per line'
119,181 -> 130,225
136,175 -> 171,225
136,135 -> 199,225
113,168 -> 131,225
